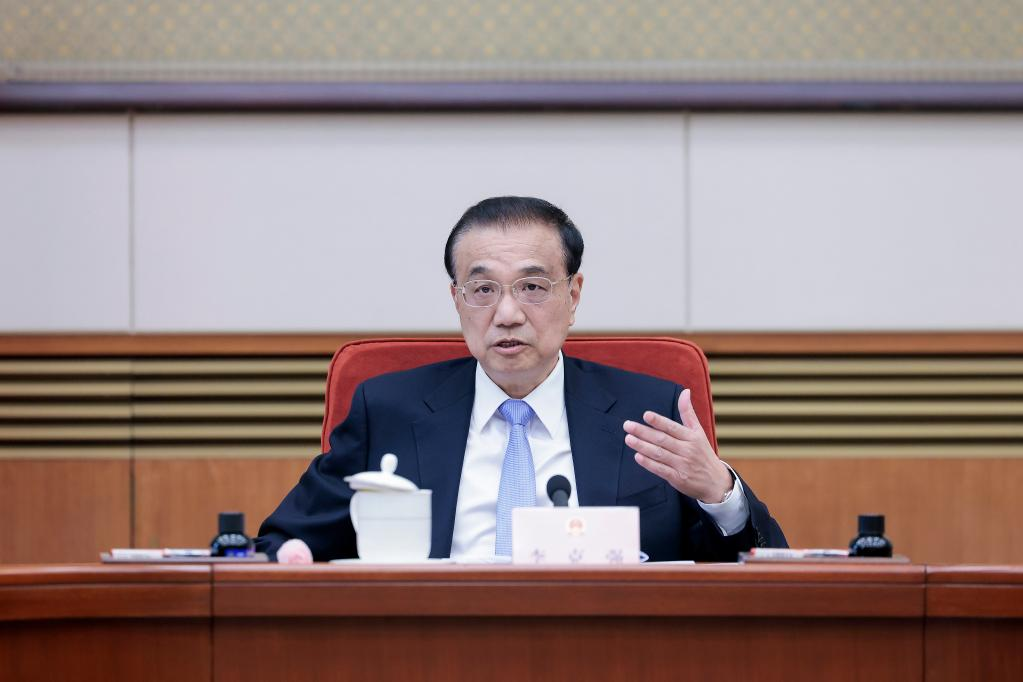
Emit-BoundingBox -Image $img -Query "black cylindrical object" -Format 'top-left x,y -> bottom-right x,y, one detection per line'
210,511 -> 254,558
849,514 -> 893,558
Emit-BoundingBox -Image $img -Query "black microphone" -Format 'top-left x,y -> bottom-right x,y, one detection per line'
546,475 -> 572,507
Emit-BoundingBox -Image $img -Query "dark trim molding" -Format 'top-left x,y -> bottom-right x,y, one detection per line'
2,81 -> 1023,112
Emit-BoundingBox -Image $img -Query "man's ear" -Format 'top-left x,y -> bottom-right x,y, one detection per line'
450,282 -> 459,308
568,273 -> 583,325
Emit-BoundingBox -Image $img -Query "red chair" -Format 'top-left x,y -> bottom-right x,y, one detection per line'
320,337 -> 718,452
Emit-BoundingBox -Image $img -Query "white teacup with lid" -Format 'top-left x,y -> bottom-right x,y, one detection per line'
344,453 -> 432,562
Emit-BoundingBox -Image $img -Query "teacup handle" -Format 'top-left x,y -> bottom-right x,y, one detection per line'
350,492 -> 360,533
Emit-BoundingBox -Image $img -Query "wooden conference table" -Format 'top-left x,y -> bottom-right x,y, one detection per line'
1,562 -> 1021,682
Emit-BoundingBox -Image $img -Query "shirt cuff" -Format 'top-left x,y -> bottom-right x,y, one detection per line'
696,462 -> 750,536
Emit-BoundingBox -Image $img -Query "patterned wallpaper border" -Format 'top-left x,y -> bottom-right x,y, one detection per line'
2,0 -> 1022,83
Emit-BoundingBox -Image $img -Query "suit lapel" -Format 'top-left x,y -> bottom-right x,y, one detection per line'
564,358 -> 623,507
412,359 -> 476,559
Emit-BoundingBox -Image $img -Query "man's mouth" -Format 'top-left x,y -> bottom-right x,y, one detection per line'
494,339 -> 526,349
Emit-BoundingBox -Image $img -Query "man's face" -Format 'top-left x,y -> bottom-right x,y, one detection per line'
450,222 -> 583,399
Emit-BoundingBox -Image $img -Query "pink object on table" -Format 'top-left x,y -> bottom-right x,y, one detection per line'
277,538 -> 313,565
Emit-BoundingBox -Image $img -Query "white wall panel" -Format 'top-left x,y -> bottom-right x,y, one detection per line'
133,114 -> 687,332
689,114 -> 1023,330
0,116 -> 130,331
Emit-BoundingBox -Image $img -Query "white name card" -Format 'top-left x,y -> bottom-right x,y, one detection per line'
511,507 -> 640,565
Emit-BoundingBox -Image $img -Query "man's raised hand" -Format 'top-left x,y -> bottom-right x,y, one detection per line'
622,388 -> 733,504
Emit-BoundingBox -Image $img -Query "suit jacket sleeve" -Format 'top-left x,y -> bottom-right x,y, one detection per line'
671,385 -> 789,561
254,383 -> 371,560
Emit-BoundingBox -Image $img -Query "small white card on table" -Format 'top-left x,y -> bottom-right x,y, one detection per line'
511,507 -> 640,565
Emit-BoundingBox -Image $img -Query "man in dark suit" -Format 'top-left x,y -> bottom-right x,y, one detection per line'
257,197 -> 786,561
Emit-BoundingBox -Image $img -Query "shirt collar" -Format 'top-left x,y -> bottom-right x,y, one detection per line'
473,352 -> 565,437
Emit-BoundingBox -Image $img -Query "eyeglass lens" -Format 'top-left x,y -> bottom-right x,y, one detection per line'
463,277 -> 555,307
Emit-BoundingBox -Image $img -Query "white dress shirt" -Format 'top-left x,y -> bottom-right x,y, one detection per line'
448,352 -> 749,560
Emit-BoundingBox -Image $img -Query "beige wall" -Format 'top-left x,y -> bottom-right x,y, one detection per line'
2,113 -> 1022,332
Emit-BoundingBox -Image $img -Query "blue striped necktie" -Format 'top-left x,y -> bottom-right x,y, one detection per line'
494,399 -> 537,557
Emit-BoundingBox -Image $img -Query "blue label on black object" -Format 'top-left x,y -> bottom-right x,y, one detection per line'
224,548 -> 252,558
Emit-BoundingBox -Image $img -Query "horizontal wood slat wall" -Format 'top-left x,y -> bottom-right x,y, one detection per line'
1,333 -> 1021,564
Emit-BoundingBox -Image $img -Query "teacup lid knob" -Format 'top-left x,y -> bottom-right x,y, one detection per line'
343,453 -> 418,492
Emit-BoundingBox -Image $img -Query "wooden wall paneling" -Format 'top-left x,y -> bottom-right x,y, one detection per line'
128,453 -> 1023,565
126,354 -> 322,550
2,332 -> 1022,565
0,457 -> 130,564
730,458 -> 1023,565
132,457 -> 310,549
0,356 -> 132,564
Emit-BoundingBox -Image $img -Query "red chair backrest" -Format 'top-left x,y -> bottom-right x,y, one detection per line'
320,336 -> 717,452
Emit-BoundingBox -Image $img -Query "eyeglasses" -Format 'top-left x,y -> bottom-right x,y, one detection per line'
454,275 -> 573,308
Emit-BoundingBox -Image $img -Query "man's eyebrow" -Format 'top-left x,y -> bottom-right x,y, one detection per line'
519,265 -> 551,277
465,264 -> 552,279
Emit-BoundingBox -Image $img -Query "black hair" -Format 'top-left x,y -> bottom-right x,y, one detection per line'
443,196 -> 584,282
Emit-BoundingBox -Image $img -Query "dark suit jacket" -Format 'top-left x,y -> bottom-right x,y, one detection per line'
256,355 -> 787,561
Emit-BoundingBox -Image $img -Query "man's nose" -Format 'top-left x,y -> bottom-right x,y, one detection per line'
492,287 -> 527,326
